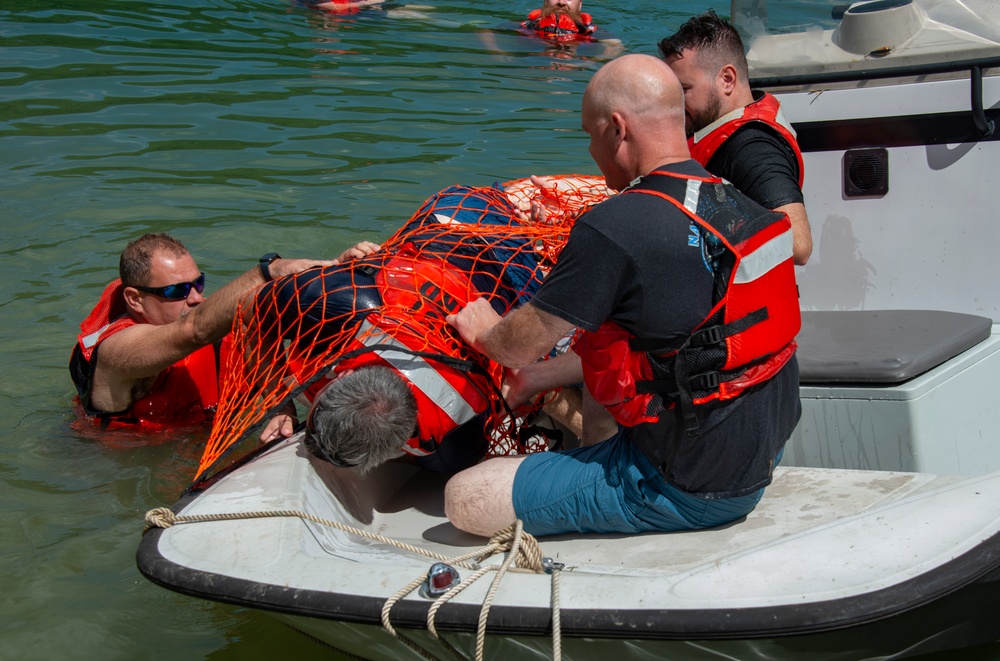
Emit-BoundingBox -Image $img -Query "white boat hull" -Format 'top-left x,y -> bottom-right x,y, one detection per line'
138,437 -> 1000,660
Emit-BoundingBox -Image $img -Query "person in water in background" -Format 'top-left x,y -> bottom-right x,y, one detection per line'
70,232 -> 338,430
659,10 -> 813,265
522,0 -> 596,40
295,0 -> 385,14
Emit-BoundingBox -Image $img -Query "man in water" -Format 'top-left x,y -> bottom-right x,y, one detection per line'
522,0 -> 596,40
445,54 -> 801,538
70,232 -> 337,430
659,11 -> 812,265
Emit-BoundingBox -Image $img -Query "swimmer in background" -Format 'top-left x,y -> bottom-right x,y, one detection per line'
521,0 -> 595,41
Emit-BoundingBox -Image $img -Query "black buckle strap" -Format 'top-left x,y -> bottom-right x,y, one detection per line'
690,325 -> 723,347
689,371 -> 719,391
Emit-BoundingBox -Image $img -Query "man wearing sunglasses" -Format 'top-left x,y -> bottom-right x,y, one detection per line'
71,232 -> 338,430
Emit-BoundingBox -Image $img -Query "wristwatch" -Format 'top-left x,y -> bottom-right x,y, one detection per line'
259,252 -> 281,281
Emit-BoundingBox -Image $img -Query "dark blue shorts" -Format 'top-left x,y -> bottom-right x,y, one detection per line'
511,430 -> 769,536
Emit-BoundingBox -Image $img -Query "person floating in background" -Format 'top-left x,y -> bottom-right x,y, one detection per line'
295,0 -> 385,14
70,232 -> 336,432
659,10 -> 813,265
194,176 -> 610,481
522,0 -> 596,41
445,54 -> 802,538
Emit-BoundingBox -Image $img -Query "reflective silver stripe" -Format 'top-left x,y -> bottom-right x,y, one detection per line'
692,105 -> 746,145
735,229 -> 793,284
684,179 -> 701,214
773,105 -> 798,139
357,321 -> 477,426
81,323 -> 113,350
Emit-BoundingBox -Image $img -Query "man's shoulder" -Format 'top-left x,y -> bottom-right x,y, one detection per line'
709,123 -> 803,203
724,122 -> 797,155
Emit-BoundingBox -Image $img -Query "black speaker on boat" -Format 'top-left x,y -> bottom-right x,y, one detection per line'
844,148 -> 889,197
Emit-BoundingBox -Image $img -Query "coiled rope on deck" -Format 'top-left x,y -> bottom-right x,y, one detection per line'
144,508 -> 563,660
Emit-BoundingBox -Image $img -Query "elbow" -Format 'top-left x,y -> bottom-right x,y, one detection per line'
793,238 -> 813,266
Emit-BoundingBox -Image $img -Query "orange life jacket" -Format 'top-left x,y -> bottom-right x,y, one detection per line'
70,279 -> 222,429
299,251 -> 494,457
689,92 -> 805,187
573,170 -> 801,436
522,9 -> 596,39
315,0 -> 363,14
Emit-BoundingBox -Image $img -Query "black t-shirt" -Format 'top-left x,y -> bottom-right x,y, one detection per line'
532,160 -> 800,498
705,123 -> 804,210
532,159 -> 716,341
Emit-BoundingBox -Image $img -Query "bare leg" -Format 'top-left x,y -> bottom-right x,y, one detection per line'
444,455 -> 527,536
539,386 -> 584,439
581,385 -> 618,446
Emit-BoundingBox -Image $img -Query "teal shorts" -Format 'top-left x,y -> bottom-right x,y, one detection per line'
511,430 -> 769,537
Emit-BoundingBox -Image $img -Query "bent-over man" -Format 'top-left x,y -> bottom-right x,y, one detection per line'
445,54 -> 802,537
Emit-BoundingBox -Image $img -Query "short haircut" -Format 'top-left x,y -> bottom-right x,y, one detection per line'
658,10 -> 749,81
120,233 -> 189,288
304,365 -> 418,474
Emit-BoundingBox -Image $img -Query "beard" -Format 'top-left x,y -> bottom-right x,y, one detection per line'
686,89 -> 723,138
540,4 -> 585,27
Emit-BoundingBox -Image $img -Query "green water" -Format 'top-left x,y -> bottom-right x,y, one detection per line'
0,1 -> 862,659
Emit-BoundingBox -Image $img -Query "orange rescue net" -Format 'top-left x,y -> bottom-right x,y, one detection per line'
194,175 -> 612,484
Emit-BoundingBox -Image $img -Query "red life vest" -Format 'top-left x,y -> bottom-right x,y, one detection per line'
689,92 -> 805,187
299,250 -> 493,457
314,0 -> 363,14
522,9 -> 596,40
70,279 -> 222,429
574,170 -> 800,435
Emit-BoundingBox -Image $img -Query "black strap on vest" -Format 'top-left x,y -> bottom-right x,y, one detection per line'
633,307 -> 769,437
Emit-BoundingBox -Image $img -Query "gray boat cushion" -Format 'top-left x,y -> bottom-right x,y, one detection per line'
796,310 -> 993,384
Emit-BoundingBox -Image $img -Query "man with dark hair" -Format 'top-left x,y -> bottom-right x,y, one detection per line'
445,54 -> 801,538
659,10 -> 813,265
70,232 -> 337,429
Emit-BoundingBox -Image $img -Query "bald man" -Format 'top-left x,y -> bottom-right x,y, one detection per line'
445,54 -> 801,537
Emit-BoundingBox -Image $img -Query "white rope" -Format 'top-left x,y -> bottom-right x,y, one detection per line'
145,509 -> 563,660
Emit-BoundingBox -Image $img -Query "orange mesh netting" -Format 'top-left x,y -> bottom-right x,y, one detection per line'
194,175 -> 611,483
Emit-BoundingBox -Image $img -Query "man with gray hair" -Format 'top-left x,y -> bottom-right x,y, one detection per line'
250,181 -> 558,474
302,366 -> 420,474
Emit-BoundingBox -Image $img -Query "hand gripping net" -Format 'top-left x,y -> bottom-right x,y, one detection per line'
194,175 -> 611,484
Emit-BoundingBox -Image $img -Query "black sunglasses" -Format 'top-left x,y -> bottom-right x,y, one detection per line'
133,273 -> 206,300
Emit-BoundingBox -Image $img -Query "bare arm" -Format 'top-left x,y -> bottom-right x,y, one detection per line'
776,201 -> 812,265
89,258 -> 334,412
446,298 -> 575,369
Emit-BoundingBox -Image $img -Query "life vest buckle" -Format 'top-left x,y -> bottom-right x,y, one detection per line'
692,325 -> 723,347
691,371 -> 720,391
